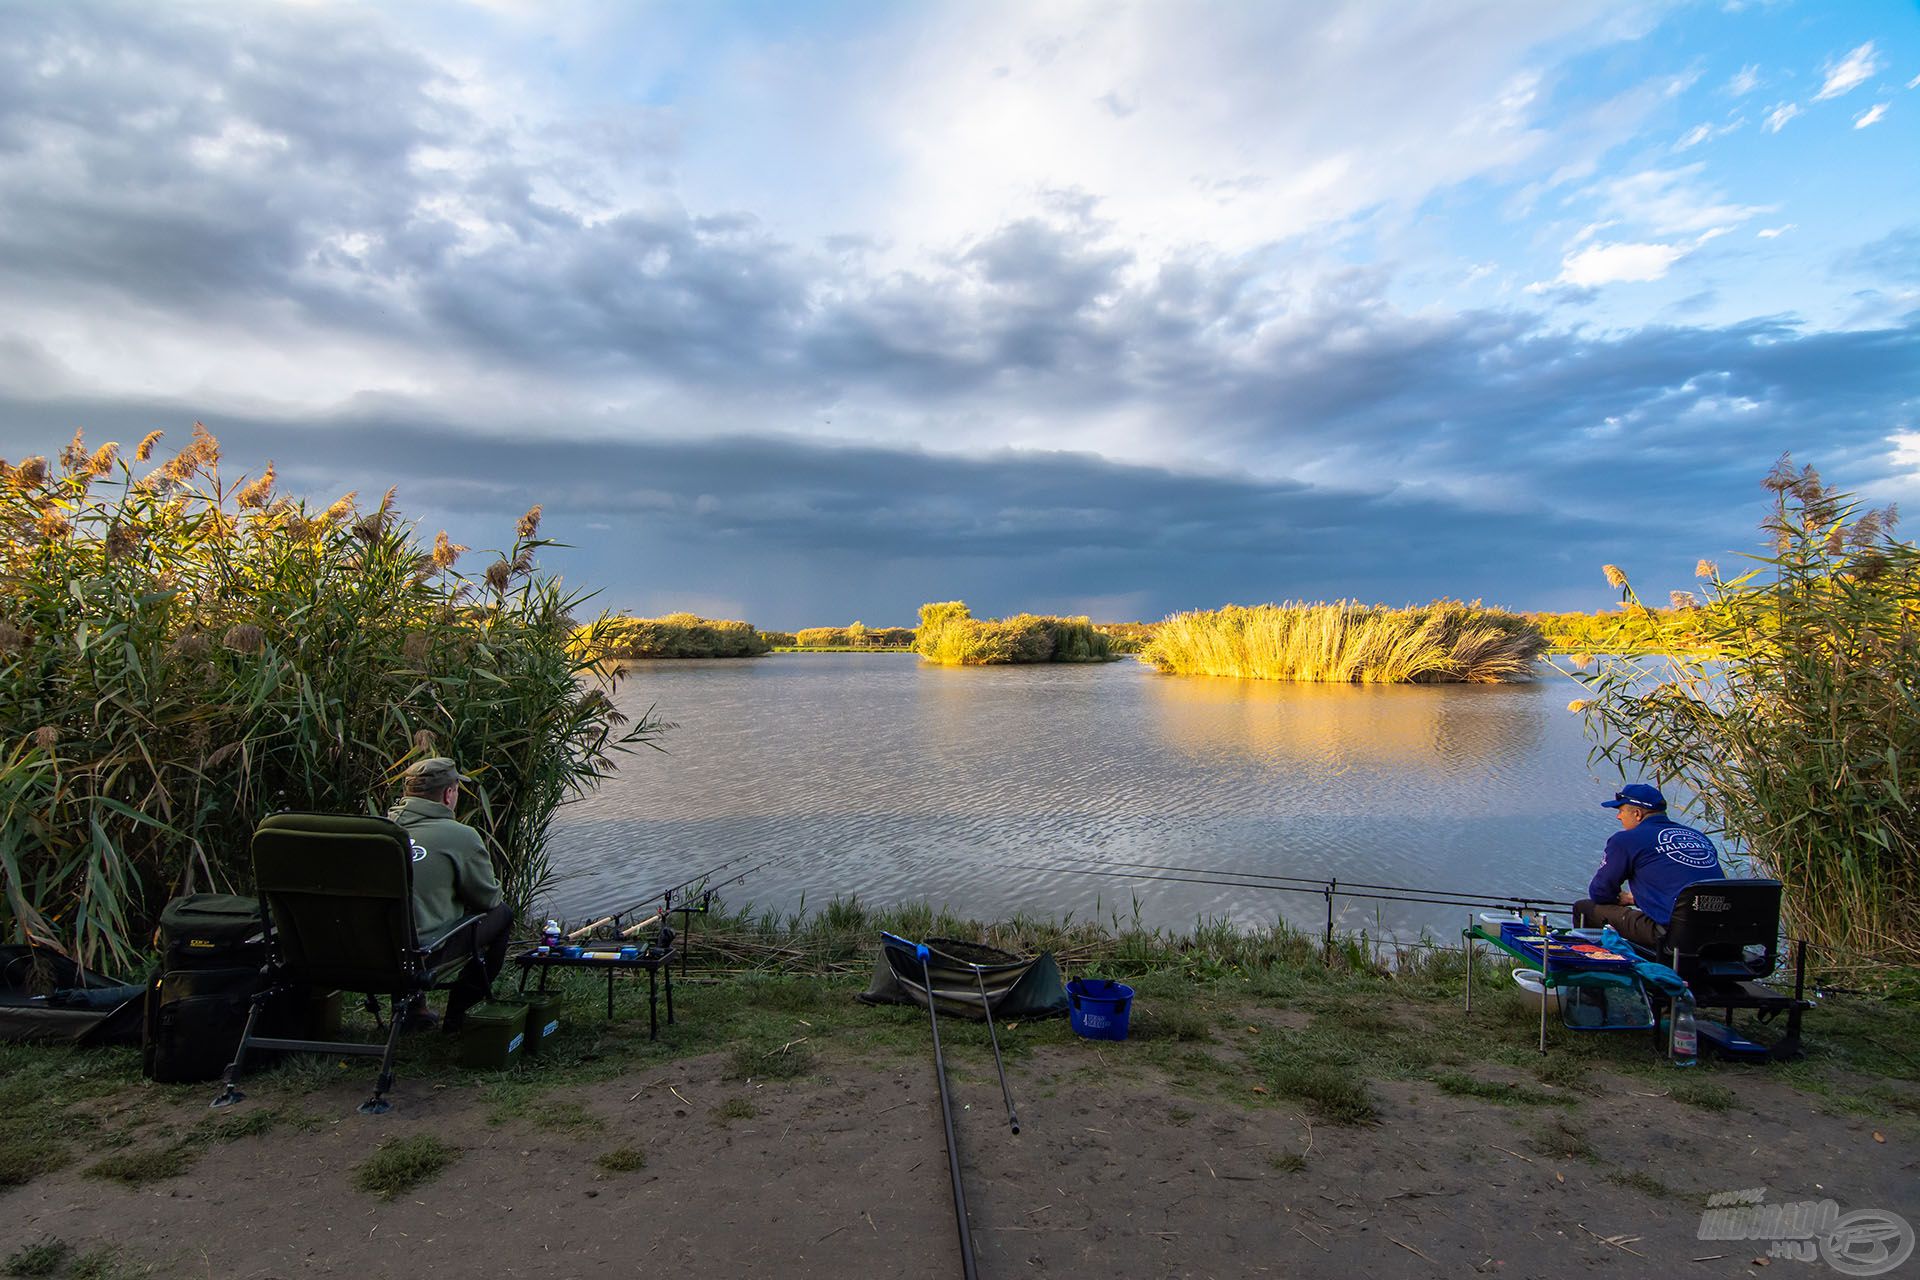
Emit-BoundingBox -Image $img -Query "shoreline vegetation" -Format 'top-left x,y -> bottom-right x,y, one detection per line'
912,600 -> 1117,666
3,899 -> 1913,1235
1143,601 -> 1545,684
0,427 -> 660,970
1566,462 -> 1918,965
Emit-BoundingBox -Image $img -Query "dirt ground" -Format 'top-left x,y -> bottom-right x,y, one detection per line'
4,1034 -> 1913,1280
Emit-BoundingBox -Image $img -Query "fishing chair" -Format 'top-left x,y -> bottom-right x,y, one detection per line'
211,812 -> 486,1114
1629,879 -> 1811,1060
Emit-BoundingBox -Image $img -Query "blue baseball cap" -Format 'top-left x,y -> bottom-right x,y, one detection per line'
1601,783 -> 1667,811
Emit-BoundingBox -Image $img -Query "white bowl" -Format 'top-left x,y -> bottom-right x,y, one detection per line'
1512,968 -> 1561,1012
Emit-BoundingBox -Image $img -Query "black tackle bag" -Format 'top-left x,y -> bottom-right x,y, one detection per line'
143,894 -> 270,1083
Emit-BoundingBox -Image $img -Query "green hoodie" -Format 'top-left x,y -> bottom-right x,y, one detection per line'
389,796 -> 503,944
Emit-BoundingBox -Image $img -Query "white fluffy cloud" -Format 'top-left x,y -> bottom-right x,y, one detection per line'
1762,102 -> 1801,132
1553,240 -> 1686,287
1854,103 -> 1888,129
1814,42 -> 1881,100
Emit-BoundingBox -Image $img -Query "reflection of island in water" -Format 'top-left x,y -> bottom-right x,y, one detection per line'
1144,671 -> 1546,775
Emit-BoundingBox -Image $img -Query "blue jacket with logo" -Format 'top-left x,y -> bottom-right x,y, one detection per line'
1589,814 -> 1725,925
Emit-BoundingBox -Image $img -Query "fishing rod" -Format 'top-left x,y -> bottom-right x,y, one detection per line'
565,849 -> 802,941
972,964 -> 1020,1136
883,931 -> 979,1280
1006,862 -> 1568,915
1039,853 -> 1567,907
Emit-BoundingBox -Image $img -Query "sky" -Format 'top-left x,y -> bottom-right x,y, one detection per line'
0,0 -> 1916,627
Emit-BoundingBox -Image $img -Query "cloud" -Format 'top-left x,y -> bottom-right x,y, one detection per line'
1755,224 -> 1795,239
1592,167 -> 1768,235
1762,102 -> 1801,132
1673,119 -> 1741,151
1814,42 -> 1881,101
1725,64 -> 1761,96
1548,242 -> 1685,288
1909,72 -> 1920,91
1839,226 -> 1920,284
1853,103 -> 1888,129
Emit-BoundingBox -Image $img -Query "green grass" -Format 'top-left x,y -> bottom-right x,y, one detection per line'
727,1040 -> 815,1081
66,1249 -> 136,1280
4,1240 -> 70,1278
1431,1070 -> 1563,1106
1668,1074 -> 1738,1113
1526,1116 -> 1598,1163
596,1146 -> 647,1174
82,1143 -> 199,1188
710,1097 -> 758,1124
1605,1169 -> 1682,1200
1250,1030 -> 1378,1125
1268,1152 -> 1308,1173
351,1135 -> 458,1200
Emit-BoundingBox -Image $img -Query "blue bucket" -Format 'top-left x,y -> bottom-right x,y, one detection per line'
1067,978 -> 1134,1041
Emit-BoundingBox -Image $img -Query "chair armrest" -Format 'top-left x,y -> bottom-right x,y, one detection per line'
418,912 -> 486,960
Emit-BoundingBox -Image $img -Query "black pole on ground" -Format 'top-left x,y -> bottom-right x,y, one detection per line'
883,932 -> 979,1280
972,965 -> 1019,1135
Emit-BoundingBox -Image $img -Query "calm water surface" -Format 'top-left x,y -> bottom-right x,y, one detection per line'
547,654 -> 1629,939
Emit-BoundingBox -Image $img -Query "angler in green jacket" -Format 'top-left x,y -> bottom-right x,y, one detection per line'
389,756 -> 512,1032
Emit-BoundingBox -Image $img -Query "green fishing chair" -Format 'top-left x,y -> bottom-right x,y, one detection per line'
211,812 -> 485,1115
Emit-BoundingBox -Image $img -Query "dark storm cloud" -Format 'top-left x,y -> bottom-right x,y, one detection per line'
0,391 -> 1615,622
0,4 -> 1916,621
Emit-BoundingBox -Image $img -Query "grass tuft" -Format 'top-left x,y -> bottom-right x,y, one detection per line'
1431,1070 -> 1562,1106
351,1134 -> 458,1200
1526,1115 -> 1598,1163
710,1097 -> 758,1124
728,1041 -> 814,1081
83,1143 -> 198,1188
1668,1074 -> 1738,1113
4,1240 -> 70,1278
596,1146 -> 647,1174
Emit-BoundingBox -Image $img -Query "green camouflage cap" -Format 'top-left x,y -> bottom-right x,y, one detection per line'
404,756 -> 473,790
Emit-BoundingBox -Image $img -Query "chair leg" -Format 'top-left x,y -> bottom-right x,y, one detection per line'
211,993 -> 271,1109
358,995 -> 407,1115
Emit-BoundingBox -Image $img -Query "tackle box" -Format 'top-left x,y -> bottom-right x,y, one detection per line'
458,1001 -> 527,1069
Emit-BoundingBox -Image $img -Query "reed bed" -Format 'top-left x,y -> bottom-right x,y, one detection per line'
1143,600 -> 1544,683
598,613 -> 769,658
1568,462 -> 1919,965
912,600 -> 1115,666
0,426 -> 663,971
792,623 -> 914,649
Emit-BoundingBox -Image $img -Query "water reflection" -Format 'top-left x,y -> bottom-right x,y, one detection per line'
547,655 -> 1608,939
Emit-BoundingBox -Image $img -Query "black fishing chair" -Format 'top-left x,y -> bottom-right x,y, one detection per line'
1631,878 -> 1811,1059
211,812 -> 485,1114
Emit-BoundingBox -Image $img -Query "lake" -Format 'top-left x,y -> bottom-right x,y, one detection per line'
546,653 -> 1637,941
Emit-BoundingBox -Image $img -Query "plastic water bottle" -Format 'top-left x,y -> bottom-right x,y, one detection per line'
1670,989 -> 1699,1067
541,919 -> 561,948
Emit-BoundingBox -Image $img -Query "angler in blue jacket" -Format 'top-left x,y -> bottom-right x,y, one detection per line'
1573,783 -> 1724,953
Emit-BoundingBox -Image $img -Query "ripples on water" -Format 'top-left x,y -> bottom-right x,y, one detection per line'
547,654 -> 1619,940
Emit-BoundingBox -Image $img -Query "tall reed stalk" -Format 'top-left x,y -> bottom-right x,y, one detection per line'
0,426 -> 663,971
1565,460 -> 1918,964
1143,601 -> 1543,683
